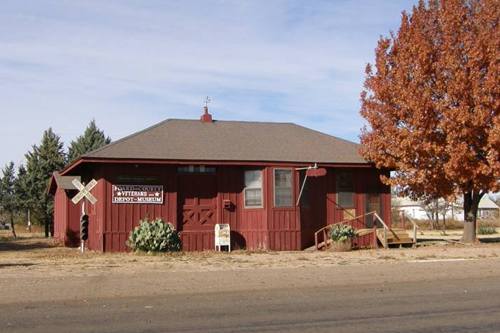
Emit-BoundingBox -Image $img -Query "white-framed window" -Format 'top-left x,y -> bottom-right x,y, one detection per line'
244,170 -> 263,208
274,168 -> 293,207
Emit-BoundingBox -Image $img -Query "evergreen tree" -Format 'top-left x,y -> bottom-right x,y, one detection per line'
14,164 -> 30,231
67,120 -> 111,163
25,128 -> 66,237
0,162 -> 17,238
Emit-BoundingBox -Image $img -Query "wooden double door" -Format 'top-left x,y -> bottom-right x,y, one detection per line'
177,175 -> 218,250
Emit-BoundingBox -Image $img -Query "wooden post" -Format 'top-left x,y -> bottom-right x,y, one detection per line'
383,227 -> 388,249
323,229 -> 327,249
81,200 -> 86,254
413,224 -> 417,245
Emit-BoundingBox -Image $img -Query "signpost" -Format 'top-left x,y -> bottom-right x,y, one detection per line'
215,224 -> 231,252
71,179 -> 98,253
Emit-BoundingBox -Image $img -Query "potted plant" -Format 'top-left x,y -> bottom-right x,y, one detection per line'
329,224 -> 356,251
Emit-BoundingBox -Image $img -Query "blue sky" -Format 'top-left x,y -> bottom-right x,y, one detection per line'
0,0 -> 416,168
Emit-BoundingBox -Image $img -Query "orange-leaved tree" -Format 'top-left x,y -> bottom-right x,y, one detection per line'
360,0 -> 499,242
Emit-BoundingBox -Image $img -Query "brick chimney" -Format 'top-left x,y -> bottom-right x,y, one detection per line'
200,105 -> 213,123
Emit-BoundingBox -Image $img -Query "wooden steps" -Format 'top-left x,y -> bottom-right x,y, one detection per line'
355,228 -> 375,237
314,212 -> 419,251
376,228 -> 414,247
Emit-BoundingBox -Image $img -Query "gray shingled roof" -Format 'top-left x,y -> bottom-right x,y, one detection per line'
55,173 -> 80,189
84,119 -> 366,164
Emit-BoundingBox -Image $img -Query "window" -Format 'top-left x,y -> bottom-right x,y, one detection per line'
177,165 -> 216,174
244,170 -> 263,208
274,169 -> 293,207
336,171 -> 354,208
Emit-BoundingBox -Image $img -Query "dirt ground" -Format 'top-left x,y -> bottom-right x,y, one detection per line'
1,235 -> 500,306
1,235 -> 500,277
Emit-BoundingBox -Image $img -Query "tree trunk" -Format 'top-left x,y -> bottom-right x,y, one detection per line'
441,211 -> 447,235
462,191 -> 483,243
27,209 -> 31,232
49,216 -> 54,237
44,218 -> 49,238
10,211 -> 16,239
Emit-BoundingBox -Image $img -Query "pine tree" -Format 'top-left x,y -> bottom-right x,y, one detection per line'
67,120 -> 111,163
14,164 -> 30,231
25,128 -> 66,237
0,162 -> 17,238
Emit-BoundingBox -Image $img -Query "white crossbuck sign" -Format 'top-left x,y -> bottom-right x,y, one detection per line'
71,179 -> 98,205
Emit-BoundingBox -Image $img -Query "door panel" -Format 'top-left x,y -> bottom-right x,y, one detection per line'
178,175 -> 217,232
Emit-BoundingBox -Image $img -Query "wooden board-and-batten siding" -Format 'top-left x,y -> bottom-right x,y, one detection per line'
53,163 -> 391,252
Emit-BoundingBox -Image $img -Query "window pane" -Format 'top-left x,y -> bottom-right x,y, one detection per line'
274,169 -> 293,207
245,170 -> 262,188
275,169 -> 292,188
338,191 -> 354,207
336,172 -> 354,208
178,165 -> 216,174
245,188 -> 262,207
275,188 -> 293,207
244,170 -> 262,207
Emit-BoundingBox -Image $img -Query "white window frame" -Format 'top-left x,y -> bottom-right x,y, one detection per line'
273,168 -> 294,208
244,170 -> 263,208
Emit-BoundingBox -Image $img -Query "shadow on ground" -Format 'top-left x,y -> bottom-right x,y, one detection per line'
480,237 -> 500,243
0,263 -> 37,269
0,239 -> 55,252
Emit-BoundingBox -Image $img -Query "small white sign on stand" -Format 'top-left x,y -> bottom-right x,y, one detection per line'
215,224 -> 231,252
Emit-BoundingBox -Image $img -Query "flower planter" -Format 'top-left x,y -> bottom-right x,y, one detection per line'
330,239 -> 352,252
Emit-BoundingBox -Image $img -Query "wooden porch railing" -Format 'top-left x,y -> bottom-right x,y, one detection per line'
314,211 -> 389,250
400,211 -> 420,244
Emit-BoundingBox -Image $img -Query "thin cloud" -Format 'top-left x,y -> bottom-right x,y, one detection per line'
0,0 -> 415,167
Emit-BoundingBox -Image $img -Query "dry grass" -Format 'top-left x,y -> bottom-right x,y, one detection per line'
392,215 -> 500,233
2,235 -> 500,279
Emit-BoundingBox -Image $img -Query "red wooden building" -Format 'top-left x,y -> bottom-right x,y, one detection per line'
50,107 -> 391,252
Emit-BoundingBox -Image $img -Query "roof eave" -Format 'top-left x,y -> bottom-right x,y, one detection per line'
59,156 -> 374,172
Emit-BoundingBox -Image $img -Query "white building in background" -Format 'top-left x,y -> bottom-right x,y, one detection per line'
392,195 -> 500,221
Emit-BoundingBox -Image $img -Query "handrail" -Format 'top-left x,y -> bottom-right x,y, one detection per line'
400,212 -> 420,244
314,211 -> 381,250
373,212 -> 390,248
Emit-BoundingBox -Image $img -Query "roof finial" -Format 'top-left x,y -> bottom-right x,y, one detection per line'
204,96 -> 211,109
201,96 -> 213,122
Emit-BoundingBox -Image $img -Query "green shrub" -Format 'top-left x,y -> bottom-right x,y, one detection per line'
330,224 -> 356,242
478,225 -> 497,235
127,218 -> 181,252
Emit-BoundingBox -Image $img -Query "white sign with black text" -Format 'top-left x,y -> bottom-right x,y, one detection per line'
112,184 -> 164,204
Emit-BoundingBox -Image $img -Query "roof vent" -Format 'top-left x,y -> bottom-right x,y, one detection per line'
200,96 -> 213,123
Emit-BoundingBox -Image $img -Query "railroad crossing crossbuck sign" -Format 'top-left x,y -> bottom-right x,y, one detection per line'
71,179 -> 98,205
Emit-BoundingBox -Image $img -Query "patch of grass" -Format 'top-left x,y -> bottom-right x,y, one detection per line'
478,225 -> 497,235
378,255 -> 396,260
416,254 -> 437,260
